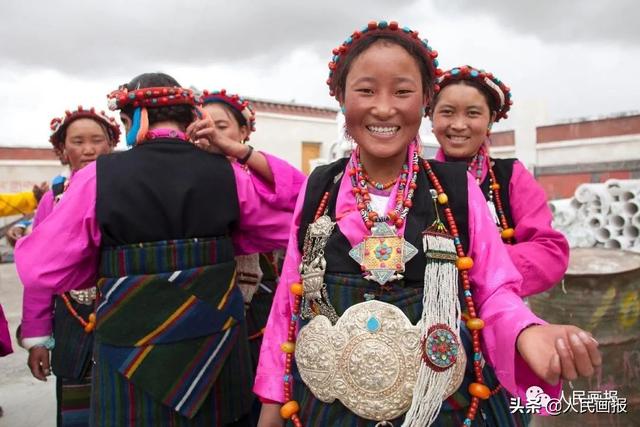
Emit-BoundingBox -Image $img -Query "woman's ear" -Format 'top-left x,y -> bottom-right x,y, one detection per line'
239,126 -> 250,143
120,113 -> 132,132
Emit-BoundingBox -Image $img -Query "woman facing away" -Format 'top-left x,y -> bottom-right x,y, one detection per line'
15,72 -> 304,426
255,21 -> 600,427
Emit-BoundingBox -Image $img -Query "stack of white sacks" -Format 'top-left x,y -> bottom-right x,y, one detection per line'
549,179 -> 640,252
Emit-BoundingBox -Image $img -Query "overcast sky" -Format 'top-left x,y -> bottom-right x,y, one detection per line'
1,0 -> 639,148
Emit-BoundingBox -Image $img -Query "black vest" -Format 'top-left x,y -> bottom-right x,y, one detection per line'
96,139 -> 240,246
298,158 -> 470,283
480,158 -> 516,230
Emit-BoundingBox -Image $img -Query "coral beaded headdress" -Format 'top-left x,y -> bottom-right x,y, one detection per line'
49,106 -> 121,150
436,65 -> 512,121
106,85 -> 196,146
199,89 -> 256,136
326,20 -> 443,100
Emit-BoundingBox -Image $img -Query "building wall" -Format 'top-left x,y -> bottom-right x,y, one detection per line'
250,112 -> 338,171
0,147 -> 65,194
486,115 -> 640,200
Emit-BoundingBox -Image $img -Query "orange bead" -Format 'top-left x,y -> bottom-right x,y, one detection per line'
290,283 -> 304,296
437,193 -> 449,205
84,321 -> 95,333
469,382 -> 491,400
456,256 -> 474,271
466,318 -> 485,330
491,183 -> 501,191
280,400 -> 300,419
501,228 -> 515,239
88,313 -> 96,323
280,341 -> 296,353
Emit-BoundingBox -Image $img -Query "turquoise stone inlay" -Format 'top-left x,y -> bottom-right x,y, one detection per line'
366,315 -> 381,333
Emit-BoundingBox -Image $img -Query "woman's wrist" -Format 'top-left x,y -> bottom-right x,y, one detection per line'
237,145 -> 254,165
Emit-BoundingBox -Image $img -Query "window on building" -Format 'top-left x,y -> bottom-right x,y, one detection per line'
301,142 -> 322,175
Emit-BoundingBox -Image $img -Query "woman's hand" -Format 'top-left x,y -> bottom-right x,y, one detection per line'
186,107 -> 248,157
27,346 -> 51,381
6,225 -> 26,247
257,403 -> 284,427
32,182 -> 49,203
516,324 -> 601,385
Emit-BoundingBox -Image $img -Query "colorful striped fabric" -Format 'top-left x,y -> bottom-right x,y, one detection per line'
57,375 -> 92,427
99,237 -> 235,278
291,273 -> 531,426
94,237 -> 249,422
51,296 -> 95,426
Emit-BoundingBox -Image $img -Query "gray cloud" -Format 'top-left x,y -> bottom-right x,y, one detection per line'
434,0 -> 640,45
0,0 -> 417,76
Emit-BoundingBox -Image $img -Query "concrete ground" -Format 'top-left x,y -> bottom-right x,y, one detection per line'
0,263 -> 55,427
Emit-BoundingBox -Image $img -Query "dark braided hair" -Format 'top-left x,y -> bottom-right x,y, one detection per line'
120,73 -> 194,128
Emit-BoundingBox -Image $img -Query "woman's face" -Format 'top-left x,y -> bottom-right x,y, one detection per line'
203,103 -> 249,143
63,118 -> 112,171
342,41 -> 426,162
431,83 -> 494,158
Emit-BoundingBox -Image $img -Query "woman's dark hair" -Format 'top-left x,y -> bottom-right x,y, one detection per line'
431,79 -> 499,115
208,101 -> 247,128
331,34 -> 435,101
121,72 -> 194,128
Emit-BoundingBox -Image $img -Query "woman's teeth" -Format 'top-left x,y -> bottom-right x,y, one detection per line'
367,125 -> 399,135
448,135 -> 468,143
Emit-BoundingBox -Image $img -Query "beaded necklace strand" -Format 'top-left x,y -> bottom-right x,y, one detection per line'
361,164 -> 397,191
60,294 -> 96,333
469,145 -> 515,243
349,147 -> 419,229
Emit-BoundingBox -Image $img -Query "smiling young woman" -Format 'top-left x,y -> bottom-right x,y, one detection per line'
431,65 -> 570,297
255,21 -> 600,427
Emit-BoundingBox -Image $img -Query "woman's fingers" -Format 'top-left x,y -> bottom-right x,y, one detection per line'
568,333 -> 595,377
27,348 -> 50,382
556,337 -> 579,381
545,352 -> 561,385
580,331 -> 602,368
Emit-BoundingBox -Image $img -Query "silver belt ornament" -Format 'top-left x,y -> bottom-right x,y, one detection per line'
68,287 -> 97,305
295,300 -> 465,422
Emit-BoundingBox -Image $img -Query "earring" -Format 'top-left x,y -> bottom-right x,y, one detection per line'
340,105 -> 346,114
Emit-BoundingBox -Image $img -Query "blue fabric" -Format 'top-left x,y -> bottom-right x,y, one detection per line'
126,107 -> 141,146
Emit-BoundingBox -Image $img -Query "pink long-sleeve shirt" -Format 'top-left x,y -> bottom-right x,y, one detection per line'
32,189 -> 55,229
435,149 -> 569,297
254,151 -> 561,405
16,152 -> 305,339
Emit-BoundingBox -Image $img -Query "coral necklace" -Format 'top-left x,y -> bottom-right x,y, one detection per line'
347,147 -> 419,285
468,145 -> 515,243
